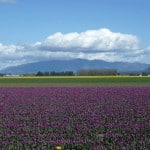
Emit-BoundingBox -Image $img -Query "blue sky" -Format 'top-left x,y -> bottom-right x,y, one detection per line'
0,0 -> 150,69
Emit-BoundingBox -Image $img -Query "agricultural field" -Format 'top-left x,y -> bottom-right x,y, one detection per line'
0,87 -> 150,149
0,76 -> 150,87
0,76 -> 150,149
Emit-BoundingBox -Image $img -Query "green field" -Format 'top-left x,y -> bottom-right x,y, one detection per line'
0,76 -> 150,83
0,76 -> 150,87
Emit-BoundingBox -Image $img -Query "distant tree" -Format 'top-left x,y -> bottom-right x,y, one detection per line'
146,67 -> 150,74
77,69 -> 117,76
65,71 -> 74,76
128,73 -> 139,76
36,71 -> 43,76
44,72 -> 50,76
0,73 -> 5,77
142,72 -> 148,76
36,71 -> 74,76
50,71 -> 55,76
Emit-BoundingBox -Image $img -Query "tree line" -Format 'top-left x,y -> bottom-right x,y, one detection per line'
77,69 -> 118,76
35,69 -> 118,76
36,71 -> 74,76
0,67 -> 149,76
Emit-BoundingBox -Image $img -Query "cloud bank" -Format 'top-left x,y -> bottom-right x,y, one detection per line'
40,28 -> 139,51
0,28 -> 149,70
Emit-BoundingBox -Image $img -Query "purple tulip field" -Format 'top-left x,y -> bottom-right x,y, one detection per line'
0,87 -> 150,149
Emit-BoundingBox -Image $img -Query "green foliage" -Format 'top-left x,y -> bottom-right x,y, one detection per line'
36,71 -> 74,76
0,76 -> 150,83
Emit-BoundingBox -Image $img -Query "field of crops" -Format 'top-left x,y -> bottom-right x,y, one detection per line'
0,76 -> 150,87
1,87 -> 150,149
0,76 -> 150,83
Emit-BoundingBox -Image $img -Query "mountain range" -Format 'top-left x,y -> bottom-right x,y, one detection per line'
1,59 -> 149,75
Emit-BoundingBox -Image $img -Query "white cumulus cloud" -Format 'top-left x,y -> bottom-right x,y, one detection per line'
0,28 -> 149,70
39,28 -> 139,51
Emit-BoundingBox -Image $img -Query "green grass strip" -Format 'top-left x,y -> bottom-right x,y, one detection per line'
0,76 -> 150,83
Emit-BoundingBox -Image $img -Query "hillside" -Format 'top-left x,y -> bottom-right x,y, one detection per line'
1,59 -> 149,75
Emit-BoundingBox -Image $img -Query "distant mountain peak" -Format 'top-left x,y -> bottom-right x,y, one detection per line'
1,59 -> 149,75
